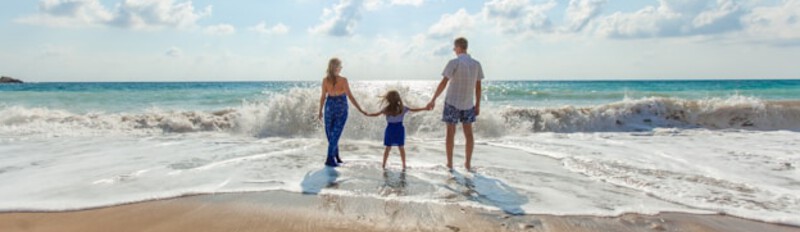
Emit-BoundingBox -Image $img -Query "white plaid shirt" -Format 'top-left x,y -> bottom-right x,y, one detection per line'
442,54 -> 484,110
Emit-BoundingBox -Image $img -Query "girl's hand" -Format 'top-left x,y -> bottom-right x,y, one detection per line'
318,111 -> 323,121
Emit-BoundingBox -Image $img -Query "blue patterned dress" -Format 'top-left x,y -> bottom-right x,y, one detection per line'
324,94 -> 348,167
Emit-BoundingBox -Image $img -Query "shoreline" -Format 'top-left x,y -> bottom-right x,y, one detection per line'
2,191 -> 798,232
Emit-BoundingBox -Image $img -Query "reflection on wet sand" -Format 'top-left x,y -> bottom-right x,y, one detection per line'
444,170 -> 529,215
380,170 -> 407,197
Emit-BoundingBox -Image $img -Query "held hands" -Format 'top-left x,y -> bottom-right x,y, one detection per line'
425,101 -> 435,111
361,109 -> 378,117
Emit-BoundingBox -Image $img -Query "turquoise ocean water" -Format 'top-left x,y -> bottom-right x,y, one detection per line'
2,80 -> 799,113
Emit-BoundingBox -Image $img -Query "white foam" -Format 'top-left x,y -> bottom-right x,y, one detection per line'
3,130 -> 797,224
485,130 -> 800,225
2,89 -> 799,140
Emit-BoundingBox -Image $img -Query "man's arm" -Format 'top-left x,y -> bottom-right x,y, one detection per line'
475,80 -> 481,116
427,77 -> 449,110
408,106 -> 428,112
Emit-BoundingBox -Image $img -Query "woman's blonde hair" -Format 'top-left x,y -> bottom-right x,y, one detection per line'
381,90 -> 404,116
326,58 -> 341,86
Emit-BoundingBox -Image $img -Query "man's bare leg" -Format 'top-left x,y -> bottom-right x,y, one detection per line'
446,123 -> 456,170
463,123 -> 474,171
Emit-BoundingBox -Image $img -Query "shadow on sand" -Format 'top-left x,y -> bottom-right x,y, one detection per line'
300,167 -> 340,195
445,170 -> 529,215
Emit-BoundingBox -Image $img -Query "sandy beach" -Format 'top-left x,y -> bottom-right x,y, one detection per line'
2,191 -> 798,232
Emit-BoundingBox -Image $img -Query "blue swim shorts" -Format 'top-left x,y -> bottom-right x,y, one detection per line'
442,104 -> 476,124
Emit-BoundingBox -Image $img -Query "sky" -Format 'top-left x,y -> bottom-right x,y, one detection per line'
0,0 -> 798,82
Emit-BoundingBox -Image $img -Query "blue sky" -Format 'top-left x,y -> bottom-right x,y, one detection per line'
0,0 -> 798,82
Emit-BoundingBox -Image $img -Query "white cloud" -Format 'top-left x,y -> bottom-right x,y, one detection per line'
204,24 -> 236,35
360,0 -> 426,10
432,44 -> 453,56
482,0 -> 557,34
427,8 -> 475,39
565,0 -> 607,32
16,0 -> 212,30
308,0 -> 425,36
309,0 -> 364,37
596,0 -> 745,38
595,5 -> 675,38
391,0 -> 425,7
402,34 -> 428,57
691,0 -> 745,34
15,0 -> 113,27
660,0 -> 709,15
410,8 -> 474,57
741,0 -> 800,45
249,22 -> 289,36
363,0 -> 384,10
109,0 -> 212,29
165,47 -> 182,57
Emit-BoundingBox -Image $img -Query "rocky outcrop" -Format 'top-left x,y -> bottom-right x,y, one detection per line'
1,76 -> 23,83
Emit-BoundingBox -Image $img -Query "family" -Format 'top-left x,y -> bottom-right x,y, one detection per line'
317,37 -> 484,170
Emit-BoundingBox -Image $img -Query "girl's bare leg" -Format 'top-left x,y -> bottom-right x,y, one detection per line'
382,146 -> 391,169
399,146 -> 406,170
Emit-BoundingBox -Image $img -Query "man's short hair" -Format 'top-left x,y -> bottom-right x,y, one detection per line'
454,37 -> 468,50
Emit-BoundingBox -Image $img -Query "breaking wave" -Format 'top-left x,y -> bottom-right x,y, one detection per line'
2,88 -> 799,138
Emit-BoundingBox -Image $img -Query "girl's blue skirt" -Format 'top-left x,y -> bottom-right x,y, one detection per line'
384,122 -> 405,146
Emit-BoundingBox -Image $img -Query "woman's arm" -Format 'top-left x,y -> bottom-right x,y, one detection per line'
343,78 -> 365,114
318,79 -> 327,120
364,111 -> 383,117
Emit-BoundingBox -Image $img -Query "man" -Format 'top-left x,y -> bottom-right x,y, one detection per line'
426,37 -> 484,170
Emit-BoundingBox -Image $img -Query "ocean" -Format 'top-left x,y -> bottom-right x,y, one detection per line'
1,80 -> 799,225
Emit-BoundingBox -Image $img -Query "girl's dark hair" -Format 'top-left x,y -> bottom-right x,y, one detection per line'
381,90 -> 404,116
326,58 -> 341,86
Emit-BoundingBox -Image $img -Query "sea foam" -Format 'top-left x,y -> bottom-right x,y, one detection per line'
2,88 -> 798,138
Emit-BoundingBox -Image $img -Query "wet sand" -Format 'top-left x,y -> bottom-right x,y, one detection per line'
1,191 -> 798,232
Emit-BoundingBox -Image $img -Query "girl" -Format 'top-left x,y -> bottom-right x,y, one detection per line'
364,90 -> 429,169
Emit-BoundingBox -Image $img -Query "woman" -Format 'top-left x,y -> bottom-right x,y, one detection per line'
318,58 -> 365,167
